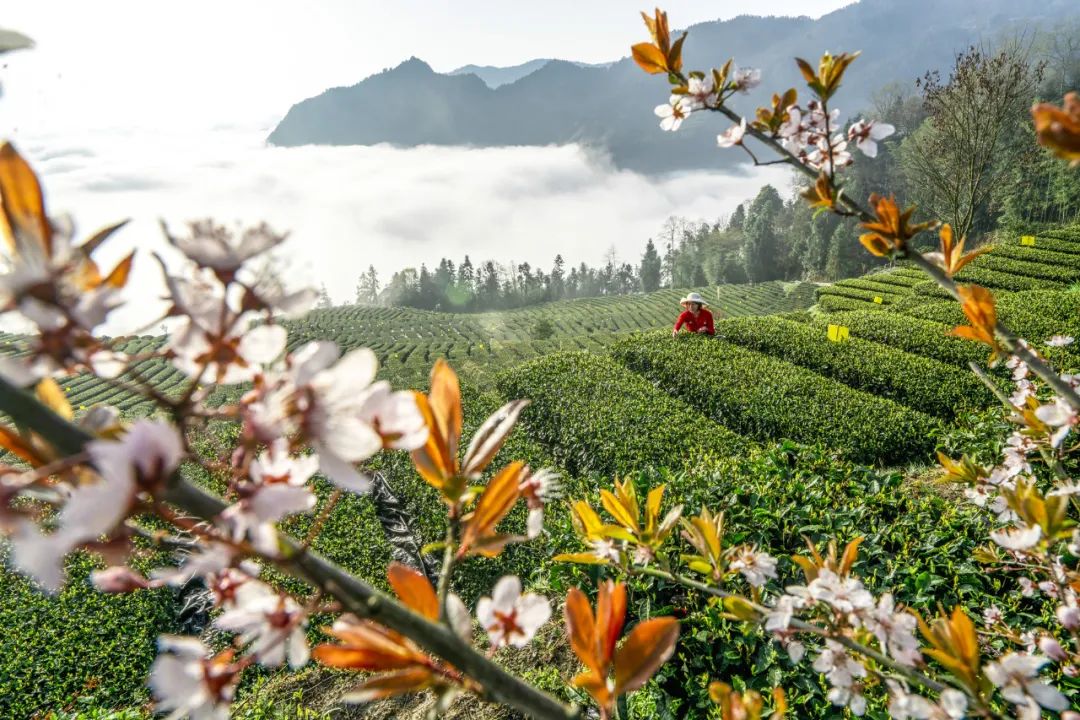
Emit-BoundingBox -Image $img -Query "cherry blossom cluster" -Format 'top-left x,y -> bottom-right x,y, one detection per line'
0,145 -> 575,718
654,63 -> 761,132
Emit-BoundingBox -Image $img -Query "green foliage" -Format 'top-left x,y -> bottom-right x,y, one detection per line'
742,185 -> 785,283
497,352 -> 749,477
0,550 -> 178,719
709,316 -> 992,416
530,318 -> 555,341
612,332 -> 941,464
815,284 -> 903,305
806,309 -> 990,367
646,443 -> 990,718
890,289 -> 1080,345
973,253 -> 1080,282
951,264 -> 1064,291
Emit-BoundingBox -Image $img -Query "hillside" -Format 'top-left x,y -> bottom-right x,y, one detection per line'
267,0 -> 1079,172
6,230 -> 1080,717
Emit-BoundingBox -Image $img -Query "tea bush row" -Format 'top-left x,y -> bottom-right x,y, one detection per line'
805,310 -> 990,367
497,352 -> 750,479
611,332 -> 941,464
990,243 -> 1080,269
709,317 -> 991,416
974,254 -> 1080,283
951,265 -> 1064,291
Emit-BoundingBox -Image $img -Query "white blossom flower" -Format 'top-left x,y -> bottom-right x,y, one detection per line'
991,524 -> 1042,551
765,594 -> 802,633
848,119 -> 895,158
686,75 -> 717,108
518,468 -> 561,538
814,641 -> 867,716
1038,635 -> 1067,662
289,342 -> 386,492
1034,398 -> 1077,448
1048,335 -> 1075,347
985,652 -> 1069,715
357,382 -> 428,451
806,569 -> 875,614
589,537 -> 621,564
170,320 -> 287,386
149,636 -> 239,720
983,606 -> 1003,625
728,545 -> 777,587
475,576 -> 551,649
14,420 -> 183,590
732,66 -> 762,93
887,680 -> 934,719
1057,603 -> 1080,630
864,593 -> 921,666
655,96 -> 691,131
166,220 -> 285,275
1018,577 -> 1038,597
214,581 -> 309,668
717,118 -> 747,148
936,690 -> 968,719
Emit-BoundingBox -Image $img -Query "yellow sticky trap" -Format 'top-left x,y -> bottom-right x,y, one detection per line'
1021,235 -> 1036,246
827,324 -> 850,342
873,296 -> 883,304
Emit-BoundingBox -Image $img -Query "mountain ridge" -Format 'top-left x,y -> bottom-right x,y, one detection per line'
268,0 -> 1079,172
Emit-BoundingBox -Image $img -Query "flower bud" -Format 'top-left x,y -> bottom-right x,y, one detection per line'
1057,604 -> 1080,630
1039,635 -> 1067,662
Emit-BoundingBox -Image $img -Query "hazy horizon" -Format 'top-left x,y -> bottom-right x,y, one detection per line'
0,0 -> 849,333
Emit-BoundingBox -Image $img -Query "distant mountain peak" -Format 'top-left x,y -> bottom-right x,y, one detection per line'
269,0 -> 1080,172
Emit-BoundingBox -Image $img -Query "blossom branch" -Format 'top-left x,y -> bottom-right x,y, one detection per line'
630,565 -> 956,698
0,375 -> 582,720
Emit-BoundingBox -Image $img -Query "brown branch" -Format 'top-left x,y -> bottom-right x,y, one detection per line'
0,377 -> 580,720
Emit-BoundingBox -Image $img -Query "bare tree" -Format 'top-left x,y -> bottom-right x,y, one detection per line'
900,41 -> 1044,240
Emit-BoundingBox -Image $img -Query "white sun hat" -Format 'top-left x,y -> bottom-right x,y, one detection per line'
680,292 -> 708,307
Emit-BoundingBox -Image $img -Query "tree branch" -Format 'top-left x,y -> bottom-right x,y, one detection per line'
0,377 -> 581,720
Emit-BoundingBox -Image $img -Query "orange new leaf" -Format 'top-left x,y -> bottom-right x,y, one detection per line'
632,42 -> 668,75
613,616 -> 680,695
794,51 -> 860,101
314,619 -> 428,671
0,141 -> 51,256
429,359 -> 462,461
950,284 -> 1001,360
633,8 -> 685,76
411,391 -> 456,492
565,579 -> 676,717
858,193 -> 936,257
801,172 -> 837,213
103,250 -> 136,289
928,224 -> 988,276
565,587 -> 600,674
457,461 -> 525,557
1032,92 -> 1080,165
386,563 -> 439,621
342,667 -> 438,703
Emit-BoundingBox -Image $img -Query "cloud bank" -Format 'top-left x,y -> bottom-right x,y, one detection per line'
17,126 -> 791,334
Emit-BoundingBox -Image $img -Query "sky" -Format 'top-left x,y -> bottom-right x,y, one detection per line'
0,1 -> 852,332
1,0 -> 855,133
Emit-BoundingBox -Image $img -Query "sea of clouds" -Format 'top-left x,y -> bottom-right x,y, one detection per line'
14,125 -> 790,334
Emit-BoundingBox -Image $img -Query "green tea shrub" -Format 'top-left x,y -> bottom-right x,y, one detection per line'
808,310 -> 990,367
709,316 -> 991,416
974,254 -> 1080,282
0,551 -> 179,719
612,332 -> 941,464
497,352 -> 749,478
952,265 -> 1064,291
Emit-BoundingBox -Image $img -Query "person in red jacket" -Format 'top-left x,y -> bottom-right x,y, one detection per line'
673,292 -> 715,337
